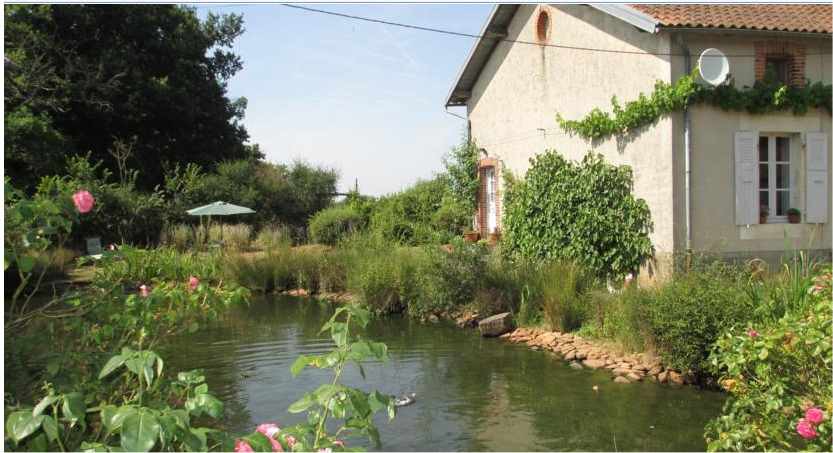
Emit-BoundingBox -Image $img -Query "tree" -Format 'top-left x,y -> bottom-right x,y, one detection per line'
4,5 -> 252,190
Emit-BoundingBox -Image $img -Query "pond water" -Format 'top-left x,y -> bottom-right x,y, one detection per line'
166,296 -> 725,451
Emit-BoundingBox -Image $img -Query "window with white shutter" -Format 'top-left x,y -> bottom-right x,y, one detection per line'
805,132 -> 829,223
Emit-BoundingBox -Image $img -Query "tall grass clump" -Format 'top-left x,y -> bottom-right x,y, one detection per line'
255,224 -> 292,250
534,261 -> 597,332
218,223 -> 251,250
93,245 -> 222,286
584,287 -> 652,353
162,223 -> 192,251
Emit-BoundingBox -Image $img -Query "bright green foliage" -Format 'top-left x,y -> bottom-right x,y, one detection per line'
645,266 -> 751,376
91,245 -> 224,287
583,288 -> 652,353
309,205 -> 366,245
164,159 -> 338,231
442,138 -> 480,212
705,270 -> 832,451
557,72 -> 832,141
237,304 -> 396,451
502,150 -> 653,280
5,356 -> 229,452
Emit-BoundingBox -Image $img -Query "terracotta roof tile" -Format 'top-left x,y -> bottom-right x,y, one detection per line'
629,4 -> 832,34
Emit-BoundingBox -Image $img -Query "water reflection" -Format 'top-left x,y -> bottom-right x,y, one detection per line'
164,296 -> 724,451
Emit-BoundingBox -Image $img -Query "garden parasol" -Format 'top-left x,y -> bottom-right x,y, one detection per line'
186,201 -> 255,243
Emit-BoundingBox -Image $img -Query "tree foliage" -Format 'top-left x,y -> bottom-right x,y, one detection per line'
502,150 -> 653,279
4,4 -> 253,190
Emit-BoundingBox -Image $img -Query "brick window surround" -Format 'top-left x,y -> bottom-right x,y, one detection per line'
754,41 -> 806,87
477,158 -> 501,237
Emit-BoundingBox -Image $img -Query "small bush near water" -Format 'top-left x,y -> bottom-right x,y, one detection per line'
308,205 -> 365,245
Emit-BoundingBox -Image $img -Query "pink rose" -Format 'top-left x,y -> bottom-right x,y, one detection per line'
747,329 -> 759,338
797,418 -> 818,439
317,449 -> 332,453
235,439 -> 254,452
284,435 -> 297,449
256,423 -> 283,452
72,190 -> 95,214
333,440 -> 344,447
806,407 -> 825,425
188,276 -> 200,291
139,285 -> 150,298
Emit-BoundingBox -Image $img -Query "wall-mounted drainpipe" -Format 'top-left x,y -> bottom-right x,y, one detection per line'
682,39 -> 693,269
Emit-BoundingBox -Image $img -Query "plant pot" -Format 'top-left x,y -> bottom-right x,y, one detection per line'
463,231 -> 480,243
788,213 -> 800,224
488,232 -> 501,245
759,214 -> 768,224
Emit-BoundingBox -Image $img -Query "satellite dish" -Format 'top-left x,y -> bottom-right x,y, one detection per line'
698,48 -> 730,86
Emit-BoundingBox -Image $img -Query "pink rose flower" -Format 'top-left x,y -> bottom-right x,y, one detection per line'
235,439 -> 254,452
797,418 -> 818,439
747,329 -> 759,338
333,440 -> 344,447
317,449 -> 332,453
256,423 -> 283,452
188,276 -> 200,291
285,435 -> 297,449
139,285 -> 150,298
72,190 -> 95,214
806,407 -> 825,425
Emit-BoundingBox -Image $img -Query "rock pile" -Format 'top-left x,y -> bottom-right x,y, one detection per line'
500,327 -> 690,385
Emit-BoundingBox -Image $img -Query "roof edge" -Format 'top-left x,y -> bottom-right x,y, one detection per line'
444,5 -> 502,108
589,4 -> 659,33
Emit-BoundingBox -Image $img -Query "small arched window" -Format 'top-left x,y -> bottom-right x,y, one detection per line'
536,9 -> 550,42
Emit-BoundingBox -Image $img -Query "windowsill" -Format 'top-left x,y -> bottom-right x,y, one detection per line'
739,223 -> 822,240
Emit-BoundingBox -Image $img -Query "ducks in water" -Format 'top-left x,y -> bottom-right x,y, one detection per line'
394,392 -> 416,407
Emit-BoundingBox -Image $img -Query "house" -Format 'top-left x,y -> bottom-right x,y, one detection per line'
446,4 -> 832,277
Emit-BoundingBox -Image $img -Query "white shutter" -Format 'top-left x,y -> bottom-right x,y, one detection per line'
735,131 -> 758,225
805,132 -> 829,223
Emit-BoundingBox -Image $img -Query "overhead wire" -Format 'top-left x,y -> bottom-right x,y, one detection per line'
273,4 -> 830,58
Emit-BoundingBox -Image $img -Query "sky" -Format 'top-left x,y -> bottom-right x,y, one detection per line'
194,3 -> 493,196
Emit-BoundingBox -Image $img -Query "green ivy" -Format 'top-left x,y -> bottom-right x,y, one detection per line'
557,73 -> 832,141
502,150 -> 653,279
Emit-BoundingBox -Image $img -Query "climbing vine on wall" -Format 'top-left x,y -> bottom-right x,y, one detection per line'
556,72 -> 833,141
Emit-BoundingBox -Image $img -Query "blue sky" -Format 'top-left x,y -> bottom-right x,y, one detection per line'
194,4 -> 492,196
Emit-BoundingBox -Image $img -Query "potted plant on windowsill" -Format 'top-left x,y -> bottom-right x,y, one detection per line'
787,208 -> 801,224
759,208 -> 768,224
463,230 -> 480,242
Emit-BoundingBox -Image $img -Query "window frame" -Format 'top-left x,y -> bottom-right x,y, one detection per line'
757,134 -> 795,223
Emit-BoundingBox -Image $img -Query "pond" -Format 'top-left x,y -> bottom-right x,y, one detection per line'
166,296 -> 725,451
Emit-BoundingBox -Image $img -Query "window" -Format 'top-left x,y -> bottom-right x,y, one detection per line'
536,9 -> 550,42
758,135 -> 792,221
764,57 -> 790,84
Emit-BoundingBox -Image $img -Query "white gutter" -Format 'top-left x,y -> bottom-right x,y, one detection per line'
679,35 -> 693,255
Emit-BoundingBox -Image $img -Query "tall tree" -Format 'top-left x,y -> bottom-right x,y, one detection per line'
4,4 -> 254,190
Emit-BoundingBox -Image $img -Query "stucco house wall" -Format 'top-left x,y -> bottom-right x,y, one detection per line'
676,33 -> 832,258
467,4 -> 678,258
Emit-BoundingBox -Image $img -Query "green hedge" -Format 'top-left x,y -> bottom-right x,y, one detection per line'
308,205 -> 365,245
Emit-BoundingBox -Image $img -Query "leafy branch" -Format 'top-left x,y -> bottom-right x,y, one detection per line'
557,72 -> 832,141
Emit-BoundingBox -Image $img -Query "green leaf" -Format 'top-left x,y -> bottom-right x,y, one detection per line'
120,411 -> 161,452
287,393 -> 315,413
18,256 -> 34,273
290,355 -> 309,377
99,354 -> 126,379
100,405 -> 118,431
5,411 -> 44,444
109,406 -> 137,432
79,441 -> 108,452
194,383 -> 208,395
61,392 -> 86,427
32,395 -> 59,416
240,432 -> 273,452
41,416 -> 58,443
185,394 -> 223,419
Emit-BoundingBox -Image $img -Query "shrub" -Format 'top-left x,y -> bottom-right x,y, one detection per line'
646,266 -> 751,376
309,205 -> 365,245
705,269 -> 831,451
502,151 -> 653,280
369,177 -> 456,245
586,287 -> 652,353
408,241 -> 485,318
